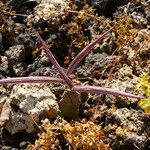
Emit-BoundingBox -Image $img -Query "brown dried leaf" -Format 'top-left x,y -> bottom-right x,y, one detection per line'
59,91 -> 81,120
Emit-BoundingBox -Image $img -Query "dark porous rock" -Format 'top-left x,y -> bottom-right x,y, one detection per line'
5,45 -> 25,64
29,66 -> 59,76
83,19 -> 115,55
11,0 -> 38,12
15,31 -> 37,55
0,33 -> 3,53
105,108 -> 150,149
26,50 -> 60,77
76,52 -> 109,77
2,22 -> 26,51
87,0 -> 129,17
113,1 -> 150,29
0,128 -> 37,149
12,23 -> 26,35
2,20 -> 17,49
5,45 -> 26,76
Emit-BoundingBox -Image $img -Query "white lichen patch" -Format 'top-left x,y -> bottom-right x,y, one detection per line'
29,0 -> 70,26
4,84 -> 59,134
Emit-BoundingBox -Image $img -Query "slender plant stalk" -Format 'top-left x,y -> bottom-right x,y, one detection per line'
0,76 -> 65,84
0,30 -> 143,99
66,29 -> 112,75
72,85 -> 143,99
0,76 -> 143,99
37,32 -> 73,89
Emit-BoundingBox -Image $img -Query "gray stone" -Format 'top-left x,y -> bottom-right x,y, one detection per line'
4,84 -> 59,134
28,0 -> 70,27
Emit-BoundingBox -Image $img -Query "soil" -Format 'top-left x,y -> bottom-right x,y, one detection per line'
0,0 -> 150,150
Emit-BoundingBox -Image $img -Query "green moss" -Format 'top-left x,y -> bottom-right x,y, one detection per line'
135,72 -> 150,114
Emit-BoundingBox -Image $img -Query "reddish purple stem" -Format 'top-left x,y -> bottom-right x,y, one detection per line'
37,32 -> 73,89
0,76 -> 65,84
66,29 -> 112,75
0,30 -> 143,99
72,85 -> 143,99
0,77 -> 143,99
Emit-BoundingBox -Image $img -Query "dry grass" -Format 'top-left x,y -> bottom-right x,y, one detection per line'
30,118 -> 110,150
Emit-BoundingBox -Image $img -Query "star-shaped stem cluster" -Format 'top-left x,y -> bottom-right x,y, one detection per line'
0,29 -> 143,99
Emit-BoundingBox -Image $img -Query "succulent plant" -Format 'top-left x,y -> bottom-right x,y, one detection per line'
0,29 -> 143,99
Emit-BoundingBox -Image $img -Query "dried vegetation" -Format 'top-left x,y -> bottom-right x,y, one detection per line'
30,118 -> 110,150
0,0 -> 149,149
